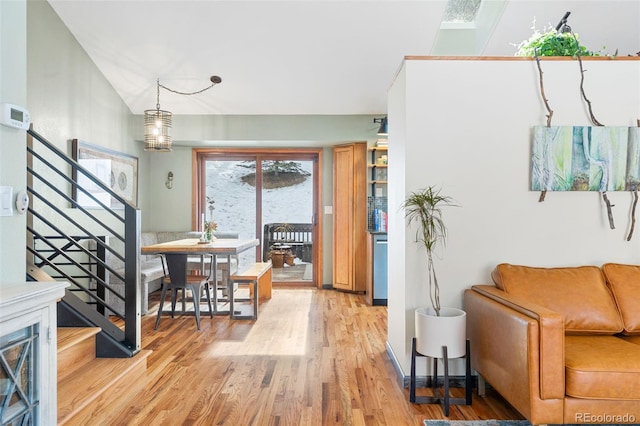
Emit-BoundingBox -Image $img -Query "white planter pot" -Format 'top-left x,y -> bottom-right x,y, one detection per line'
415,307 -> 467,359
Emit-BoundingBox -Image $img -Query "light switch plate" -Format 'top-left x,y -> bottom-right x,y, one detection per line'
0,186 -> 13,216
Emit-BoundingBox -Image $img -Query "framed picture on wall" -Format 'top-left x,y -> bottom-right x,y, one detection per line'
72,139 -> 138,209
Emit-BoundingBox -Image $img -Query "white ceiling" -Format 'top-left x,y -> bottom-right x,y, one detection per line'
47,0 -> 640,116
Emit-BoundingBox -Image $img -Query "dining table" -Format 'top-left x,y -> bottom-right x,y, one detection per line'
141,237 -> 259,315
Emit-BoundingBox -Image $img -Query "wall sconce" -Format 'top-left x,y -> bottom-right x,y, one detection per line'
165,171 -> 174,189
144,75 -> 222,152
374,117 -> 388,136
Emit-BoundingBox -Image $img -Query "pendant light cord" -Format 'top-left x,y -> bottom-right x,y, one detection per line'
157,76 -> 222,98
156,78 -> 161,110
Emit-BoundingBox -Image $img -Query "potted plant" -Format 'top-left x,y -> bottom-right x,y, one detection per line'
402,186 -> 466,359
204,220 -> 217,242
514,19 -> 607,57
268,245 -> 287,268
268,223 -> 296,268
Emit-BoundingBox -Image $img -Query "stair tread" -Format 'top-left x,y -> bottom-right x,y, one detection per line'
57,327 -> 101,353
58,349 -> 152,422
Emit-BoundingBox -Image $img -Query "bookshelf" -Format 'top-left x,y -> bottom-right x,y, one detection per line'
367,140 -> 388,233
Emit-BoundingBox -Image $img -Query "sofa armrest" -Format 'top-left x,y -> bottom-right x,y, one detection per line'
465,285 -> 565,414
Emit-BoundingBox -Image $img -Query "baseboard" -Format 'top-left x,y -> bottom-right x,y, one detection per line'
385,340 -> 406,388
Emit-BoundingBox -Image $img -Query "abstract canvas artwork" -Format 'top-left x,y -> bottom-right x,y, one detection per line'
531,126 -> 640,191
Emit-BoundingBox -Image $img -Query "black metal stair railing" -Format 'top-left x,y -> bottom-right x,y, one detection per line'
26,129 -> 141,357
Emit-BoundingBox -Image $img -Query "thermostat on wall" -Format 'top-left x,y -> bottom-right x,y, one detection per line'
1,103 -> 31,130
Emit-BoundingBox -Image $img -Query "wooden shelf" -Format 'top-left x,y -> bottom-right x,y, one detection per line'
369,146 -> 388,151
368,164 -> 388,168
369,180 -> 387,184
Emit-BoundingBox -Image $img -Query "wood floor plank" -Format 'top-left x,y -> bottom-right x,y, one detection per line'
103,288 -> 524,425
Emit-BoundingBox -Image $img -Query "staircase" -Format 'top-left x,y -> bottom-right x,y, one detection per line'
26,105 -> 150,422
27,129 -> 142,357
57,327 -> 152,425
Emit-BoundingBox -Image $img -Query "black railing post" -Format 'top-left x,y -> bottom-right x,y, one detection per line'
124,205 -> 141,351
96,235 -> 106,316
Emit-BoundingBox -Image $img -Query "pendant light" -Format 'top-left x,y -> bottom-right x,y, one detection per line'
144,76 -> 222,152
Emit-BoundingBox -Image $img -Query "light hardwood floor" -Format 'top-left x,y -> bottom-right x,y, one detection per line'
101,288 -> 524,425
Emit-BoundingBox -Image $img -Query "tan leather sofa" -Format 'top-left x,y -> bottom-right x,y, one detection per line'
464,263 -> 640,425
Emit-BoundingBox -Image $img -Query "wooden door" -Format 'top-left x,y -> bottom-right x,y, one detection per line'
333,145 -> 354,290
333,143 -> 367,292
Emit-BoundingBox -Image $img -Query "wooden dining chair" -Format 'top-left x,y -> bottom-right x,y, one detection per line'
154,253 -> 213,331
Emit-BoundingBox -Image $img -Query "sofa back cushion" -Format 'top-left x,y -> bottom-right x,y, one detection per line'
491,263 -> 623,334
602,263 -> 640,335
155,231 -> 240,244
141,232 -> 159,262
156,231 -> 200,244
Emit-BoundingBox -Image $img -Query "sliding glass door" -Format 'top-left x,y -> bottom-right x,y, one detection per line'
194,149 -> 321,286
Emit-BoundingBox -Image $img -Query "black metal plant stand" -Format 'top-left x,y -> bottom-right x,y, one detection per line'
409,338 -> 472,416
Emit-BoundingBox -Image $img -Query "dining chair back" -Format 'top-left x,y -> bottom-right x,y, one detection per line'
154,253 -> 213,331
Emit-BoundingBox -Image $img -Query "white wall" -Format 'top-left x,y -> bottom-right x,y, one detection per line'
0,0 -> 28,283
27,0 -> 138,160
131,114 -> 381,144
388,57 -> 640,376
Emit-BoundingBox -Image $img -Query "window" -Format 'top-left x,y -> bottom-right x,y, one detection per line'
443,0 -> 482,23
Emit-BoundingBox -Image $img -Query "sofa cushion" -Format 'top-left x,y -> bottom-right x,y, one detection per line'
140,259 -> 166,283
186,256 -> 238,274
620,335 -> 640,346
156,231 -> 201,244
602,263 -> 640,335
491,264 -> 623,334
565,335 -> 640,400
156,231 -> 239,244
141,232 -> 159,262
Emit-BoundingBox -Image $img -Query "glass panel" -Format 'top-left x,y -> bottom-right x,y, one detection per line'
205,159 -> 257,269
262,160 -> 314,282
1,325 -> 37,425
443,0 -> 481,23
199,152 -> 318,286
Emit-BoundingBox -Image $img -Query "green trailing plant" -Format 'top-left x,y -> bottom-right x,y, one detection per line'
515,21 -> 603,57
402,187 -> 457,316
